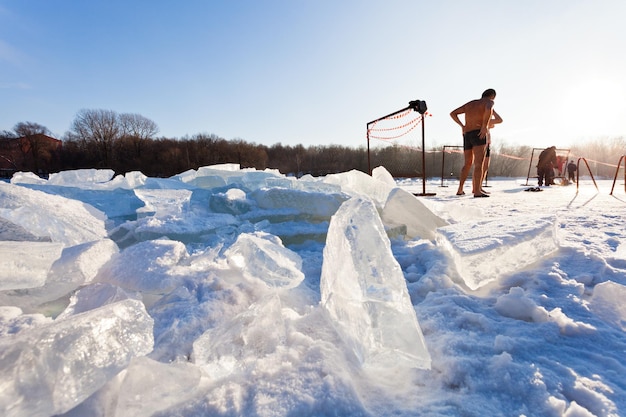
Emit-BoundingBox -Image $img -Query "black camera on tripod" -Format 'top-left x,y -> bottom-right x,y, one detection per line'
409,100 -> 427,114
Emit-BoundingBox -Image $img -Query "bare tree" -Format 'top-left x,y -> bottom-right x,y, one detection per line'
13,122 -> 55,173
68,109 -> 121,167
119,113 -> 159,157
1,130 -> 18,140
14,121 -> 51,137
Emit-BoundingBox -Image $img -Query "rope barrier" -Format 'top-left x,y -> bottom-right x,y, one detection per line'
577,157 -> 620,169
368,116 -> 422,133
367,116 -> 423,140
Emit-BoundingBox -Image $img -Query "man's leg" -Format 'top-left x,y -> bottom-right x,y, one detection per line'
481,155 -> 490,193
472,145 -> 486,197
457,149 -> 473,195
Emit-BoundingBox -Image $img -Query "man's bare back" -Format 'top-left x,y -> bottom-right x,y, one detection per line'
450,97 -> 495,138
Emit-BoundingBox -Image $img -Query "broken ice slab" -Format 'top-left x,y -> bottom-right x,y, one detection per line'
0,239 -> 118,313
114,356 -> 203,417
436,215 -> 558,290
47,168 -> 115,186
134,189 -> 193,217
192,294 -> 285,379
225,232 -> 305,289
0,216 -> 51,242
323,169 -> 393,208
209,188 -> 253,215
0,241 -> 63,290
0,299 -> 153,417
381,187 -> 448,241
0,182 -> 108,246
96,239 -> 189,294
320,196 -> 431,370
251,187 -> 348,219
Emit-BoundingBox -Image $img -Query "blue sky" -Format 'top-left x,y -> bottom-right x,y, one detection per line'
1,1 -> 625,150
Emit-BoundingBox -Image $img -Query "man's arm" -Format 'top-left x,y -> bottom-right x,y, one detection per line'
450,105 -> 465,129
490,110 -> 503,127
479,101 -> 494,138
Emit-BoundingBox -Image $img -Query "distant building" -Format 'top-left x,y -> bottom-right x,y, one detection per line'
0,134 -> 62,178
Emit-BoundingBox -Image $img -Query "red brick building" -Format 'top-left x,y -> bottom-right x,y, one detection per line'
0,134 -> 62,178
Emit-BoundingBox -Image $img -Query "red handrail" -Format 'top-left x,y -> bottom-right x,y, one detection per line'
609,155 -> 626,195
576,157 -> 599,193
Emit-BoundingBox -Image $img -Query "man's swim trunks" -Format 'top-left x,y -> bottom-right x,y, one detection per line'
463,129 -> 487,150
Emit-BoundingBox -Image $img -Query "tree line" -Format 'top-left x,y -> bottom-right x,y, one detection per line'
2,109 -> 624,179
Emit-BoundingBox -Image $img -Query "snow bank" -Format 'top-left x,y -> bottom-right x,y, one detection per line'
495,287 -> 595,334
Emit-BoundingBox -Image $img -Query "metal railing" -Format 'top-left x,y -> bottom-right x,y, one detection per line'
610,155 -> 626,196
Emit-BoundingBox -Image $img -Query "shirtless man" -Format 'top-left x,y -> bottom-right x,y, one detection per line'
450,89 -> 502,198
480,110 -> 502,191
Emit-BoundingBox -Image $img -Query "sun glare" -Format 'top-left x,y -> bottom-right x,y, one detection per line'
558,77 -> 626,140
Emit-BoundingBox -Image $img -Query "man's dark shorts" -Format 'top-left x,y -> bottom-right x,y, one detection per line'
463,130 -> 487,150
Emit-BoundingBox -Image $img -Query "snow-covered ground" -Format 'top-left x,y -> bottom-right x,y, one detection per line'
1,165 -> 625,417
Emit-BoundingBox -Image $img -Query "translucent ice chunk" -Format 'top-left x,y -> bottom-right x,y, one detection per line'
323,169 -> 393,208
96,239 -> 188,294
225,232 -> 304,289
371,165 -> 397,186
251,187 -> 348,219
0,299 -> 154,417
134,189 -> 193,217
0,239 -> 118,312
170,168 -> 198,183
0,241 -> 63,290
122,171 -> 148,188
9,171 -> 47,185
57,283 -> 138,319
437,215 -> 558,290
0,182 -> 108,246
192,294 -> 285,379
48,168 -> 115,186
115,356 -> 203,417
0,306 -> 52,336
192,175 -> 227,189
381,187 -> 448,240
209,188 -> 253,214
194,165 -> 246,187
320,196 -> 431,370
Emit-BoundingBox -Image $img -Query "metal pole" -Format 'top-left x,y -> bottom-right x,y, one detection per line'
441,146 -> 446,187
609,155 -> 625,195
525,148 -> 537,186
421,114 -> 426,195
367,105 -> 412,127
367,125 -> 371,175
